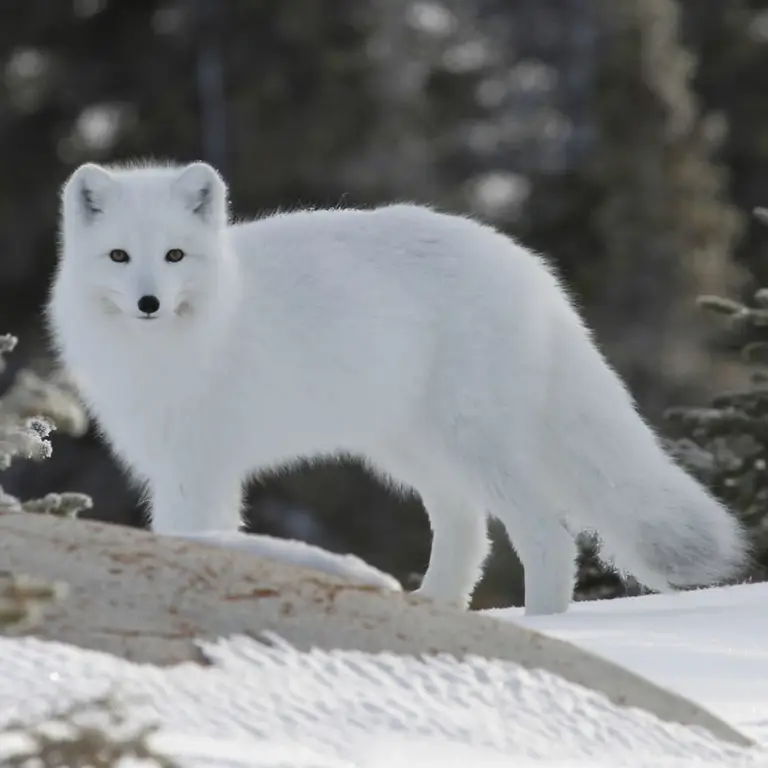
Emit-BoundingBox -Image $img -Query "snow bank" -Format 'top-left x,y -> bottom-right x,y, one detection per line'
0,633 -> 763,767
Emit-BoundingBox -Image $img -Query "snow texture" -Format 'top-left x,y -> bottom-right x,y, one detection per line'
2,583 -> 768,767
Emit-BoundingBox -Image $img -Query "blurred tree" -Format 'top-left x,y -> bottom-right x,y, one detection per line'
589,0 -> 745,418
680,0 -> 768,287
664,220 -> 768,581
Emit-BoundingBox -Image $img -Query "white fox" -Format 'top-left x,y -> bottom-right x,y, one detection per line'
47,160 -> 748,615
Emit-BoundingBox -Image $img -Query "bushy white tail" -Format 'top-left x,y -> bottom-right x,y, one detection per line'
548,311 -> 750,592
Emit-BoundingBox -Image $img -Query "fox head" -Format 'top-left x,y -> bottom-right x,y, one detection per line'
57,161 -> 231,325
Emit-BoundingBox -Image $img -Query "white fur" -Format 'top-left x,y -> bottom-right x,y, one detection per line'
47,160 -> 750,615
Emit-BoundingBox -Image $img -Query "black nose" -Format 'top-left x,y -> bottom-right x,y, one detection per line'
137,295 -> 160,315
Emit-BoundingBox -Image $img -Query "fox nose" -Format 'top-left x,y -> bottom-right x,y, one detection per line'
137,295 -> 160,315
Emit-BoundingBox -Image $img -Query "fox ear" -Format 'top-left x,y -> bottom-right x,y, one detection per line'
171,162 -> 228,226
62,163 -> 118,225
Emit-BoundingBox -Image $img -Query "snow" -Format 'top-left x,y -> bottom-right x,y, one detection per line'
170,529 -> 402,592
491,581 -> 768,747
1,529 -> 767,767
0,628 -> 764,767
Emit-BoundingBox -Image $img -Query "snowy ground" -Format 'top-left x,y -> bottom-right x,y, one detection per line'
496,581 -> 768,748
1,532 -> 768,766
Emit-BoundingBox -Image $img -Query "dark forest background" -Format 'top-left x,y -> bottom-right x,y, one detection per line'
3,0 -> 768,608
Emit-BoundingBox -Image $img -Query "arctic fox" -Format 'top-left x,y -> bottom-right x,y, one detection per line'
47,160 -> 748,615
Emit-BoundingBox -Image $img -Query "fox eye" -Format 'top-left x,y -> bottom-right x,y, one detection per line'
109,249 -> 130,263
165,248 -> 185,263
